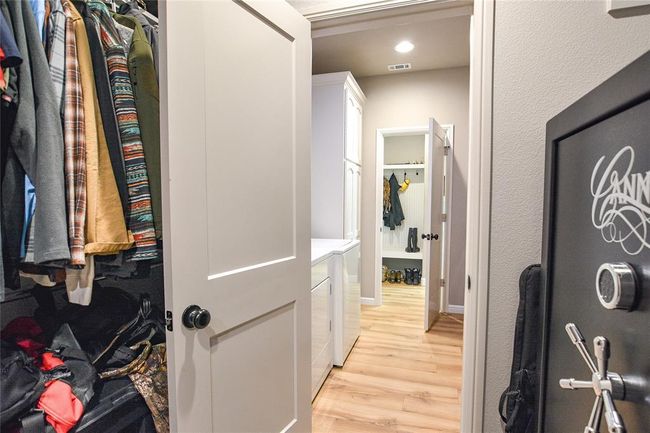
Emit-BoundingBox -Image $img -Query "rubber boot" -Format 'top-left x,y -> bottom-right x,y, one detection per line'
411,228 -> 421,252
405,268 -> 413,285
413,268 -> 421,285
405,228 -> 414,252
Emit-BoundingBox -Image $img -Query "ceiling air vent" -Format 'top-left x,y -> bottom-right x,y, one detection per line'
388,63 -> 412,72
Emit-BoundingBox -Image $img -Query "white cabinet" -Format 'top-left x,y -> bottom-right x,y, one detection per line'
312,72 -> 365,240
344,161 -> 361,240
345,90 -> 363,164
311,276 -> 332,400
332,241 -> 361,366
310,255 -> 332,400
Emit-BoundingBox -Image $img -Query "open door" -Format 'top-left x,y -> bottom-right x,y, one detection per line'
160,1 -> 312,432
423,118 -> 446,330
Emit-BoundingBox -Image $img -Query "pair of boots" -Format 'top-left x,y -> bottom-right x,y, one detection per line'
405,227 -> 421,253
404,268 -> 421,285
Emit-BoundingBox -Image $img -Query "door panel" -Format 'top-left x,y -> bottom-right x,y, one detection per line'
160,1 -> 312,432
424,118 -> 446,330
543,100 -> 650,432
204,0 -> 295,276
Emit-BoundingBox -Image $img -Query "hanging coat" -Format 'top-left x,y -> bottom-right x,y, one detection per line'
383,173 -> 404,230
2,0 -> 70,271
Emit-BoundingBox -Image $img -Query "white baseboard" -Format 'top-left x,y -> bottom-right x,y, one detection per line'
447,304 -> 464,314
361,296 -> 380,306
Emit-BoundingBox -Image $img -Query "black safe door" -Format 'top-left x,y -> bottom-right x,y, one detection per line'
541,53 -> 650,433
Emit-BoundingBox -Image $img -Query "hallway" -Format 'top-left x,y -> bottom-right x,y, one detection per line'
312,283 -> 464,433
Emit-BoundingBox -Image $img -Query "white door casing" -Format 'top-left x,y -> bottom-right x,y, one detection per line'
160,1 -> 312,432
423,118 -> 446,330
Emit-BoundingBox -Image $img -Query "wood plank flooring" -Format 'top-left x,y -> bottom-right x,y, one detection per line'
312,283 -> 464,433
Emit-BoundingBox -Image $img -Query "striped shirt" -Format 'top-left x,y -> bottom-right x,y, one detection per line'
88,1 -> 157,261
62,0 -> 87,266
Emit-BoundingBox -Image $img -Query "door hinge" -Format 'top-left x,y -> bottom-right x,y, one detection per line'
467,275 -> 471,291
441,213 -> 447,222
444,145 -> 450,155
165,310 -> 173,332
330,283 -> 332,295
329,320 -> 332,332
440,278 -> 446,287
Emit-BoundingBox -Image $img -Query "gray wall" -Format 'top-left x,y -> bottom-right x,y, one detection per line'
484,2 -> 650,431
357,67 -> 470,306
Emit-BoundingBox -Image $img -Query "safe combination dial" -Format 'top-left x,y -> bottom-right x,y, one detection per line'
595,263 -> 637,311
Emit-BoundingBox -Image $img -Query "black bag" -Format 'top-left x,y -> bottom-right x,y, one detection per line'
498,264 -> 542,433
71,377 -> 155,433
0,341 -> 45,426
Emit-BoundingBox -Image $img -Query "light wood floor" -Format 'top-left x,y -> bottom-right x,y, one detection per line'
312,283 -> 464,433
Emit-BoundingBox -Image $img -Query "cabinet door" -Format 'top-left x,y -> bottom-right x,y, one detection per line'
345,91 -> 362,164
161,1 -> 312,432
354,165 -> 362,240
342,245 -> 361,357
311,277 -> 331,399
344,161 -> 355,240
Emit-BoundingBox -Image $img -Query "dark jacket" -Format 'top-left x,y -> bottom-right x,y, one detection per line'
118,1 -> 158,81
383,174 -> 405,230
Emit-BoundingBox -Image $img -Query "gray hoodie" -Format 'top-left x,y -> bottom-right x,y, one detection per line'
2,0 -> 69,270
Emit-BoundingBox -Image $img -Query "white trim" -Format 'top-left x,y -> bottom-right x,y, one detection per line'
360,296 -> 381,305
461,2 -> 494,433
447,304 -> 465,315
441,124 -> 455,313
311,5 -> 473,39
374,130 -> 385,307
301,0 -> 467,22
375,126 -> 429,307
374,125 -> 452,320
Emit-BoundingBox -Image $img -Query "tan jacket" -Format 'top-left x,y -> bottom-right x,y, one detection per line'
68,2 -> 133,254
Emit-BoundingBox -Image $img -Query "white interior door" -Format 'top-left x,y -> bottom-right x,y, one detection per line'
160,1 -> 311,432
423,118 -> 446,330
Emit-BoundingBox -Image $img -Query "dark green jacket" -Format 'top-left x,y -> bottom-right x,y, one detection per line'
113,12 -> 161,238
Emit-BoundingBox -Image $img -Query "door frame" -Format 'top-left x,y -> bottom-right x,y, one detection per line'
371,124 -> 453,310
461,1 -> 495,432
301,0 -> 495,431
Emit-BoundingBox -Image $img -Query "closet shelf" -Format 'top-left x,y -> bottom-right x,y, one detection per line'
382,250 -> 423,260
384,164 -> 425,170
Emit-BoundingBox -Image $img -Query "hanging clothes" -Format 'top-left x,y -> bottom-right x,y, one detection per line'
22,0 -> 67,266
88,0 -> 157,261
62,0 -> 133,258
118,0 -> 158,81
383,173 -> 404,230
2,0 -> 70,272
113,12 -> 161,238
73,0 -> 129,218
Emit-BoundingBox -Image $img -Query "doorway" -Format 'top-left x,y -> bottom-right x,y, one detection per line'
374,125 -> 455,331
306,3 -> 471,431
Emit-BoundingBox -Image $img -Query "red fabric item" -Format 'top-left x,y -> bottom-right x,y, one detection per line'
1,317 -> 46,359
0,47 -> 5,89
37,353 -> 84,433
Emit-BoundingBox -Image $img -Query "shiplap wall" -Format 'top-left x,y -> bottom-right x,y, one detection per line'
382,167 -> 425,255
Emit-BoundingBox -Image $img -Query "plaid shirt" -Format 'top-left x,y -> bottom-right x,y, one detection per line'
88,1 -> 157,261
62,0 -> 87,266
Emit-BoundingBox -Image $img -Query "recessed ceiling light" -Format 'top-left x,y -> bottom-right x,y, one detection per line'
394,40 -> 414,53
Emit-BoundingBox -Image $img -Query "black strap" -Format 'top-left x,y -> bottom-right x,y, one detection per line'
20,410 -> 45,433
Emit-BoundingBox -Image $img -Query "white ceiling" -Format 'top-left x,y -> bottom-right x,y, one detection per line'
311,14 -> 471,78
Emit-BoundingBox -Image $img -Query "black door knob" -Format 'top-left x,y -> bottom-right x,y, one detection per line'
432,234 -> 439,240
182,305 -> 211,329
